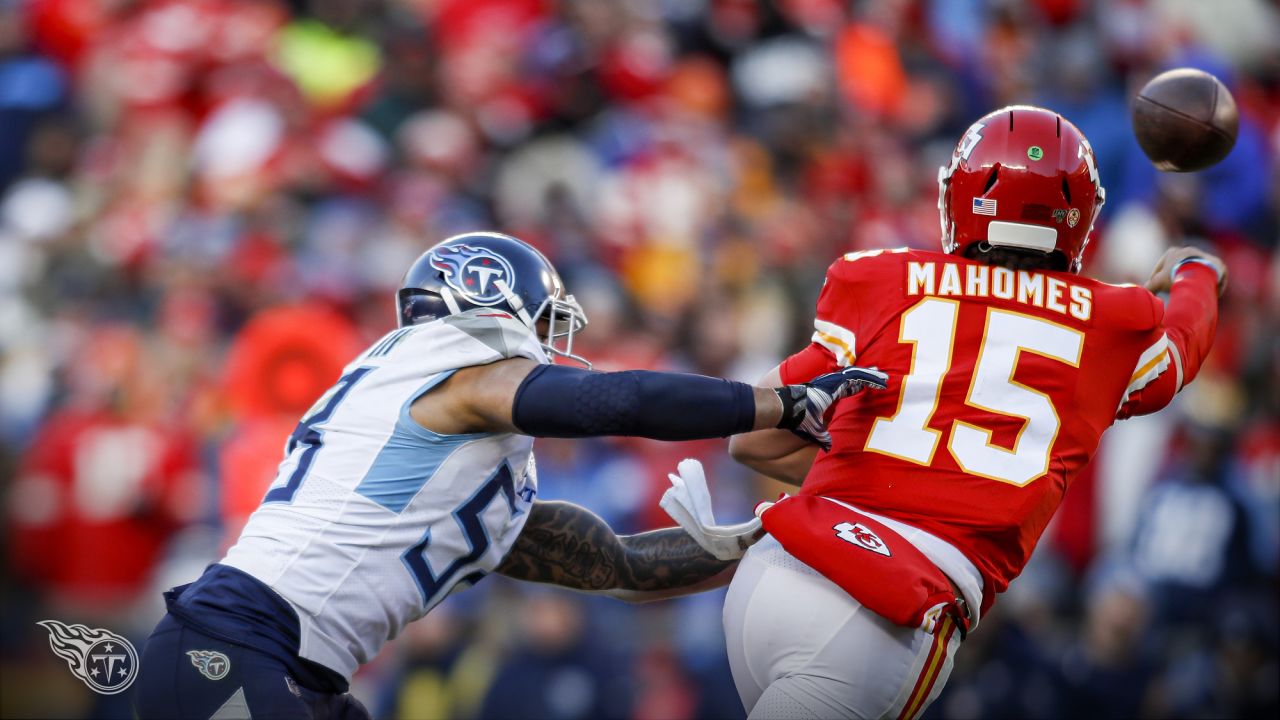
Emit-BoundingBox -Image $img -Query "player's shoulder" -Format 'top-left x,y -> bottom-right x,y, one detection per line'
366,310 -> 545,368
1071,276 -> 1162,332
823,247 -> 927,289
438,307 -> 536,344
426,308 -> 544,360
817,248 -> 950,320
827,246 -> 920,273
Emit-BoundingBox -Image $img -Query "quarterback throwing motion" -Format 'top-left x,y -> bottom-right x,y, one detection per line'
723,106 -> 1224,719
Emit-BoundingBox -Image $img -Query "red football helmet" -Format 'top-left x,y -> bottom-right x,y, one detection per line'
938,105 -> 1106,273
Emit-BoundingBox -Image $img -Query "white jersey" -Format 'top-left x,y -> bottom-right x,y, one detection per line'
221,309 -> 546,680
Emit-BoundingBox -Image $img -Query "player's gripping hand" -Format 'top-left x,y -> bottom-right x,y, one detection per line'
775,366 -> 889,450
1145,246 -> 1227,297
660,459 -> 765,561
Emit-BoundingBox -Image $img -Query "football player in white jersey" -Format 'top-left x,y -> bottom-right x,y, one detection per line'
132,232 -> 888,719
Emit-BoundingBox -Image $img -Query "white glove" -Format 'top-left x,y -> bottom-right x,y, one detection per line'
659,459 -> 763,561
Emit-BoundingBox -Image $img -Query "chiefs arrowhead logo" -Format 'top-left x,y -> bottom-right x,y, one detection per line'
834,521 -> 891,557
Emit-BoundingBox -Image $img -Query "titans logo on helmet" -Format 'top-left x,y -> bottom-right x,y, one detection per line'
37,620 -> 139,695
428,244 -> 517,306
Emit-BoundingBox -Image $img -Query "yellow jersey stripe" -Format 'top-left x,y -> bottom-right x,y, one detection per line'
813,331 -> 856,366
1128,348 -> 1169,385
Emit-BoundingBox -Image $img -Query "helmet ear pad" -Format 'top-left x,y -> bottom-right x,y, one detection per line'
398,290 -> 453,327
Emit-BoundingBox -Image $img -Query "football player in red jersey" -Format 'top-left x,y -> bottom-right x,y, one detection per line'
714,106 -> 1225,719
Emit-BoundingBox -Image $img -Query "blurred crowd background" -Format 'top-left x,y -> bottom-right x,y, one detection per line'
1,0 -> 1277,717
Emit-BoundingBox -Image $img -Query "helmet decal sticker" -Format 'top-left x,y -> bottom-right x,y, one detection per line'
958,122 -> 985,161
941,121 -> 986,183
972,198 -> 997,216
1066,208 -> 1081,227
428,244 -> 517,306
1078,139 -> 1100,187
1027,145 -> 1044,160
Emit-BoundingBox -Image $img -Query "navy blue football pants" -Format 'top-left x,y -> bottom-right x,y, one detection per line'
133,614 -> 370,720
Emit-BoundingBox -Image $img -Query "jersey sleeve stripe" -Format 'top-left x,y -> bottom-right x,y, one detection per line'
1169,341 -> 1185,393
1128,348 -> 1168,385
812,319 -> 857,367
1119,334 -> 1171,407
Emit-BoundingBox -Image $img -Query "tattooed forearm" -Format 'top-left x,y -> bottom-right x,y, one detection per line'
496,501 -> 735,601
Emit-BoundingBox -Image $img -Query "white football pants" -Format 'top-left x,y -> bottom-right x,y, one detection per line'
722,535 -> 963,720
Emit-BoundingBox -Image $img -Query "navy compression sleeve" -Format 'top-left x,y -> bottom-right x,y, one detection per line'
512,365 -> 757,440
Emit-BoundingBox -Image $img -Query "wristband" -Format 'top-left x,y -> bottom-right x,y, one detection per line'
774,385 -> 806,430
1170,257 -> 1222,285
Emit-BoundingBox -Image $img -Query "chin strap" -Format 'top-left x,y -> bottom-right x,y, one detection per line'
438,286 -> 462,316
492,278 -> 533,325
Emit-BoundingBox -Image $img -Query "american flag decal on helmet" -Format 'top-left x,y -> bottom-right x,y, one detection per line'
972,197 -> 997,216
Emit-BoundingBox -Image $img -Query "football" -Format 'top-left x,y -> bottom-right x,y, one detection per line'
1132,68 -> 1239,172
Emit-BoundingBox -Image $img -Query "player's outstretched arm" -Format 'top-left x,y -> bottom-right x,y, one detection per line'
728,365 -> 820,485
413,357 -> 883,444
495,500 -> 739,602
416,357 -> 778,435
1121,246 -> 1225,418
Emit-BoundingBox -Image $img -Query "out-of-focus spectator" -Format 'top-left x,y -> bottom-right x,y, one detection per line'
7,326 -> 201,620
1131,425 -> 1256,623
1056,565 -> 1158,719
478,591 -> 629,720
375,599 -> 500,720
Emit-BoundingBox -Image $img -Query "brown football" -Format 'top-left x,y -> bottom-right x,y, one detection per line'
1132,68 -> 1239,172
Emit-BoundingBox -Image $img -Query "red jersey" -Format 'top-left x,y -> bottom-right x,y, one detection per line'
779,248 -> 1219,612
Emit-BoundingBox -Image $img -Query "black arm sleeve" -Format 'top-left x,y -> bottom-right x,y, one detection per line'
512,365 -> 757,440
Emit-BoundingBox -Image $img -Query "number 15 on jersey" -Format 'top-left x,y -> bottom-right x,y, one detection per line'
865,298 -> 1083,487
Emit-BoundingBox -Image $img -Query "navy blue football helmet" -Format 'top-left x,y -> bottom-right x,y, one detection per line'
398,232 -> 589,365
